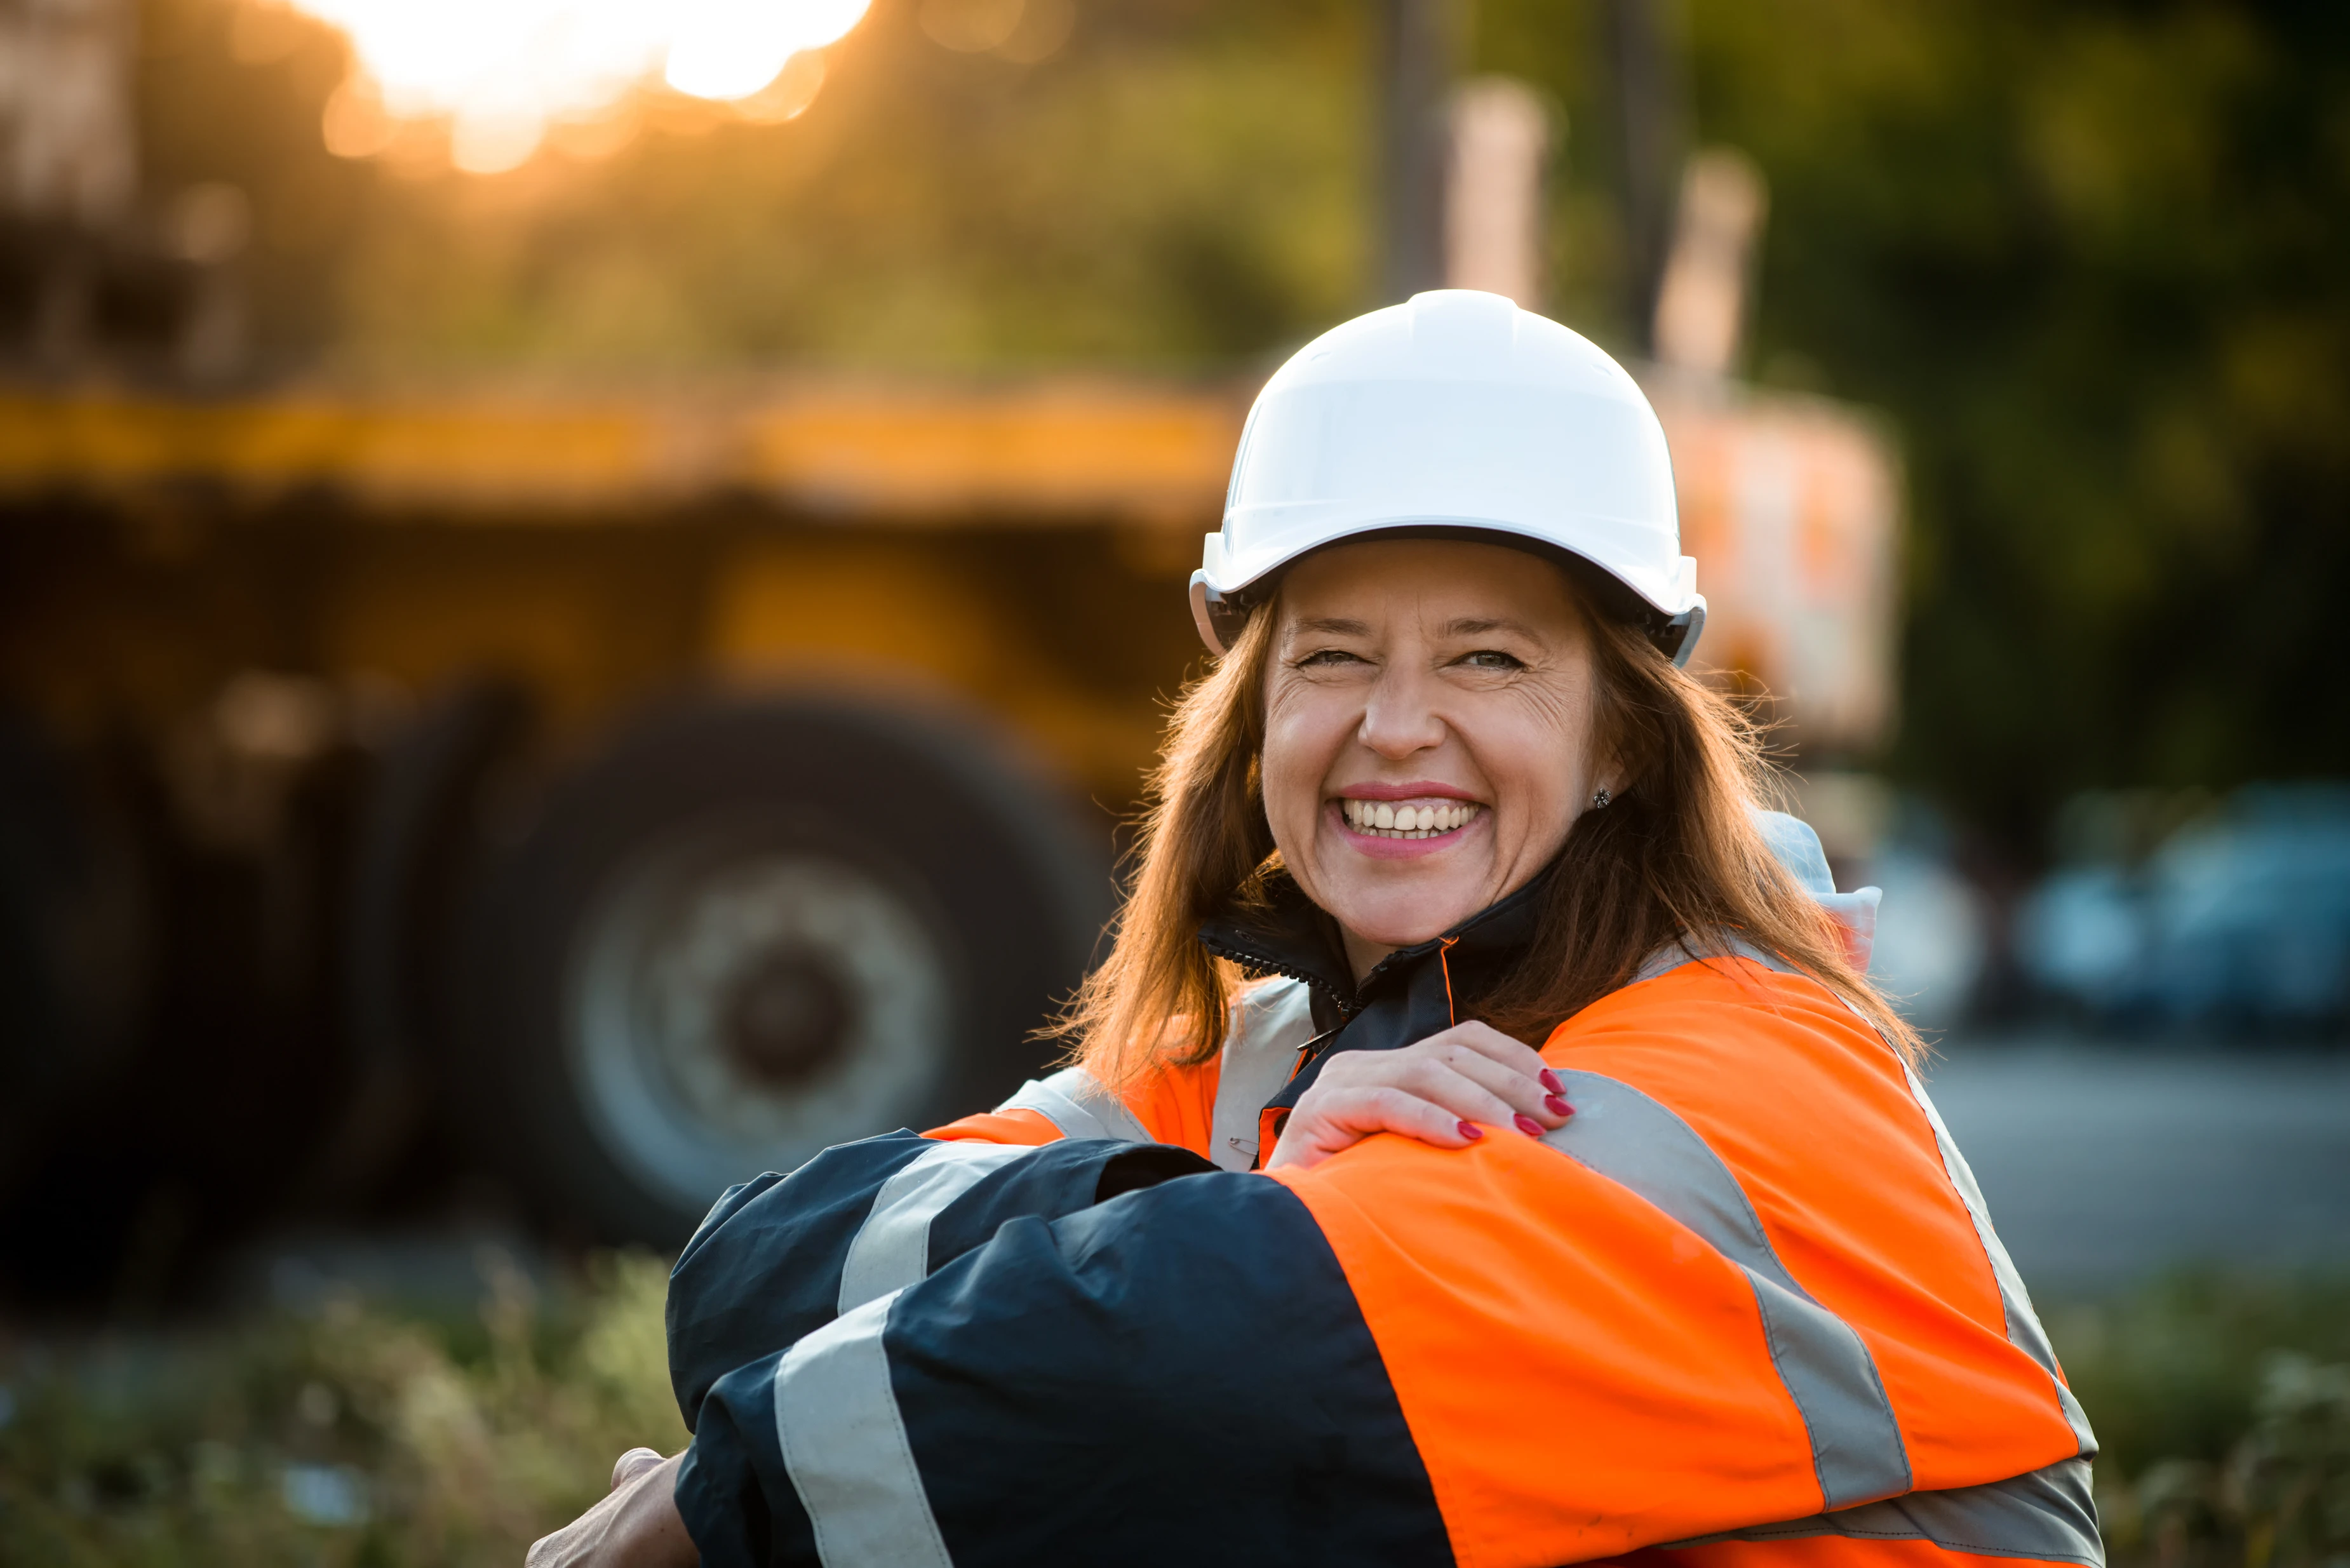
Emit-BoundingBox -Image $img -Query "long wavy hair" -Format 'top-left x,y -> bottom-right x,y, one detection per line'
1054,566 -> 1918,1090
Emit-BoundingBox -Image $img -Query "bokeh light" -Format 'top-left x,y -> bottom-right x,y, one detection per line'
285,0 -> 871,173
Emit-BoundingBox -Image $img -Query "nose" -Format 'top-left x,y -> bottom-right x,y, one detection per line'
1357,662 -> 1447,760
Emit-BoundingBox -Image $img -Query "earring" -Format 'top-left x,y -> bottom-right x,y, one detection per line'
1591,788 -> 1613,808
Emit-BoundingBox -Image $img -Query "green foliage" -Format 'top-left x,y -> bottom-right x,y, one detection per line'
0,1250 -> 684,1567
2049,1274 -> 2350,1568
135,0 -> 375,363
228,0 -> 1371,378
1667,1 -> 2350,834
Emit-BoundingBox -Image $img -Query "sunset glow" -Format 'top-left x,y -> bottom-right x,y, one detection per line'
287,0 -> 871,173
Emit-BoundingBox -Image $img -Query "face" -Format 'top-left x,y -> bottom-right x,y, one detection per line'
1259,539 -> 1616,981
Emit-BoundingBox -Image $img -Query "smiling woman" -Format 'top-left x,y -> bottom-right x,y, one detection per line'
531,294 -> 2100,1568
1262,540 -> 1611,980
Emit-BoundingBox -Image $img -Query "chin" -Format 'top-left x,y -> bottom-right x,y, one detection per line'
1331,885 -> 1482,949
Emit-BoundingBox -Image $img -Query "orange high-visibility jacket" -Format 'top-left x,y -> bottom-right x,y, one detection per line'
668,803 -> 2095,1568
669,948 -> 2097,1568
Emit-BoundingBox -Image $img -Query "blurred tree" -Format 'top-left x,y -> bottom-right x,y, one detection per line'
135,0 -> 377,362
1684,1 -> 2349,848
323,0 -> 1370,376
1477,0 -> 2350,849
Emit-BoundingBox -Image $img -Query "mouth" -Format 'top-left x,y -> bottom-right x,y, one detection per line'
1336,796 -> 1485,840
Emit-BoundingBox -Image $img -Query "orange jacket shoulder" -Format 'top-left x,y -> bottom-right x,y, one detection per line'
1548,957 -> 2081,1488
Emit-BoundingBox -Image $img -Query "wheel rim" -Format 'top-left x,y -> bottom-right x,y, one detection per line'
567,822 -> 955,1216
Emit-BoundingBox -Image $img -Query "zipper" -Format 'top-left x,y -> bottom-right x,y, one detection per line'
1197,932 -> 1359,1019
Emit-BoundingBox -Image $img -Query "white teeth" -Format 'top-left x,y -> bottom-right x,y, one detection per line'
1341,799 -> 1482,838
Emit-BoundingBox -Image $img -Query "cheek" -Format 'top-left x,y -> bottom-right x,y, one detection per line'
1479,690 -> 1595,835
1259,680 -> 1363,838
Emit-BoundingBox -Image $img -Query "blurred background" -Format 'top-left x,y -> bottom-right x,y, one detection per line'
1,0 -> 2346,1561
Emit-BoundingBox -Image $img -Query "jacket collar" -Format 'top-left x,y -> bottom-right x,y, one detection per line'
1197,859 -> 1557,1111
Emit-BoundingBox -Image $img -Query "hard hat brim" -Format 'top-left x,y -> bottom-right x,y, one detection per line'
1188,522 -> 1706,667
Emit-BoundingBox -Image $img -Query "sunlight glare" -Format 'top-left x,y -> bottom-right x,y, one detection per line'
284,0 -> 872,172
666,0 -> 869,100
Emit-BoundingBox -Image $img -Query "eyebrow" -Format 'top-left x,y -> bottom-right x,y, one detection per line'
1442,616 -> 1545,640
1289,616 -> 1374,637
1287,614 -> 1548,641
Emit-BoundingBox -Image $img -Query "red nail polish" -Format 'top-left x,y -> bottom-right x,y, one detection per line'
1456,1120 -> 1484,1141
1545,1094 -> 1571,1117
1540,1068 -> 1562,1094
1514,1113 -> 1544,1138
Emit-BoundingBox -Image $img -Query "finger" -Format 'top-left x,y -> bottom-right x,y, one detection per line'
1294,1085 -> 1487,1156
1428,1021 -> 1556,1081
611,1447 -> 665,1491
1348,1085 -> 1491,1148
1392,1054 -> 1537,1130
1420,1024 -> 1575,1125
1430,1043 -> 1572,1128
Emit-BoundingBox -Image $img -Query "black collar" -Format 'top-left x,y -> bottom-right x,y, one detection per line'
1197,860 -> 1556,1113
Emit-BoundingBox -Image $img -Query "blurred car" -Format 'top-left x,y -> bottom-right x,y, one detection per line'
2016,785 -> 2350,1035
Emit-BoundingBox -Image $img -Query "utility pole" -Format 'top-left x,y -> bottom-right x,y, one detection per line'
1605,0 -> 1685,353
1376,0 -> 1459,304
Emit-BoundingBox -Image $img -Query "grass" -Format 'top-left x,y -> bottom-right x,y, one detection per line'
2052,1275 -> 2350,1567
0,1258 -> 2344,1565
0,1249 -> 685,1566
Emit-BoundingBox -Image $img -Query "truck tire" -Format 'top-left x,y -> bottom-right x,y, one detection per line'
447,692 -> 1110,1245
327,676 -> 531,1201
0,714 -> 145,1208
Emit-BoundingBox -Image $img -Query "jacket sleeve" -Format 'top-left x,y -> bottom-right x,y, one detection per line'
673,1167 -> 1450,1568
665,1127 -> 1213,1431
671,1137 -> 1843,1568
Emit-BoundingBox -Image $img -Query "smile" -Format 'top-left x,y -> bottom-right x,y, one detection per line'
1338,798 -> 1483,839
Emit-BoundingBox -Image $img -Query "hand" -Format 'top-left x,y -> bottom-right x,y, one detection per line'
1264,1021 -> 1574,1172
525,1448 -> 699,1568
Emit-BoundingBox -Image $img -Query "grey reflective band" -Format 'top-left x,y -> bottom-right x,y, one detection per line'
996,1066 -> 1152,1144
774,1290 -> 954,1568
1902,1064 -> 2100,1458
1613,932 -> 2104,1559
1208,979 -> 1317,1172
838,1142 -> 1031,1315
1670,1457 -> 2103,1565
1663,930 -> 2100,1460
1543,1070 -> 1913,1509
1629,932 -> 1788,988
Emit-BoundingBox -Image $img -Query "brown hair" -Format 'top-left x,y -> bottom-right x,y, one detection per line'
1054,571 -> 1918,1090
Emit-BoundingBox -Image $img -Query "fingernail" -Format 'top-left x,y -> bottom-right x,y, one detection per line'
1514,1113 -> 1544,1138
1545,1094 -> 1572,1117
1457,1120 -> 1484,1141
1540,1068 -> 1562,1094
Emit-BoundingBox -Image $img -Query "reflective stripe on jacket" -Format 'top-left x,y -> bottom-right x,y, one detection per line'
669,955 -> 2098,1568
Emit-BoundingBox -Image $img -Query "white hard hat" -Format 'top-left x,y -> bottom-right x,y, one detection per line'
1190,289 -> 1705,666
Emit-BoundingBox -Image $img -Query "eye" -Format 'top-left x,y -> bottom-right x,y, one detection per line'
1455,649 -> 1526,671
1296,648 -> 1368,669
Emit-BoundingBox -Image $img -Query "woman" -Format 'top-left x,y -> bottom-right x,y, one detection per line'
532,291 -> 2098,1568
